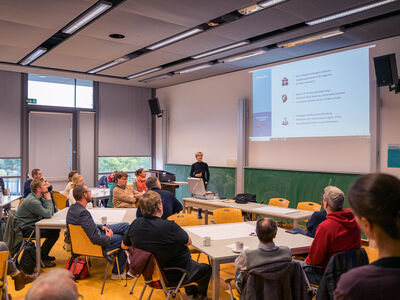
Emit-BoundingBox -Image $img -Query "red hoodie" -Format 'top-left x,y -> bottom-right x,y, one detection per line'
305,208 -> 361,271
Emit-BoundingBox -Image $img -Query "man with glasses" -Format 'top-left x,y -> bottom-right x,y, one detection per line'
66,185 -> 131,280
23,169 -> 53,198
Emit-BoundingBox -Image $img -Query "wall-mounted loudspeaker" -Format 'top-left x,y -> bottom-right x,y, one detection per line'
373,54 -> 400,94
148,98 -> 162,117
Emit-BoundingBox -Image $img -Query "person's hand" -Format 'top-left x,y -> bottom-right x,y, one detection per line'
43,192 -> 51,200
105,228 -> 113,239
195,173 -> 202,178
205,181 -> 208,185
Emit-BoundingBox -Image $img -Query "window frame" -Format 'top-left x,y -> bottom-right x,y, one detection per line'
0,157 -> 22,196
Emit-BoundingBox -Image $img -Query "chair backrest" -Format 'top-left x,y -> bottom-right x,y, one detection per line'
68,224 -> 103,257
167,213 -> 197,226
268,198 -> 290,208
316,248 -> 369,300
297,202 -> 321,212
0,251 -> 9,282
213,208 -> 243,224
52,191 -> 67,210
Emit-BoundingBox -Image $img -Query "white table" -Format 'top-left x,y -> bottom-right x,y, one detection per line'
182,197 -> 314,227
0,195 -> 22,209
184,222 -> 313,300
90,188 -> 110,207
35,207 -> 136,273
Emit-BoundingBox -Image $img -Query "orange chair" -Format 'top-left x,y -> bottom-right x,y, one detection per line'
213,208 -> 243,224
0,251 -> 9,300
52,191 -> 67,210
167,213 -> 197,227
268,198 -> 290,208
297,202 -> 321,224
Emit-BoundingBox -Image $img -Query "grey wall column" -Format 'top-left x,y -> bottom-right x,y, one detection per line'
236,98 -> 248,194
162,108 -> 169,165
93,82 -> 99,183
370,82 -> 381,172
151,89 -> 156,169
21,73 -> 29,184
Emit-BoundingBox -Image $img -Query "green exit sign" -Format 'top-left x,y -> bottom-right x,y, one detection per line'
27,98 -> 37,104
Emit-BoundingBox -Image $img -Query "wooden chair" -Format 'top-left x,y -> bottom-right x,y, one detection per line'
213,208 -> 243,224
268,198 -> 290,208
0,251 -> 9,300
68,225 -> 121,294
168,213 -> 205,262
52,191 -> 67,210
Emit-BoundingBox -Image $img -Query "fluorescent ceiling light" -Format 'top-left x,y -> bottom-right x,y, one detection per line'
140,74 -> 172,83
20,47 -> 47,65
192,41 -> 250,59
62,1 -> 112,34
174,63 -> 214,74
218,47 -> 269,63
238,0 -> 287,15
127,67 -> 162,79
88,56 -> 129,74
146,28 -> 204,50
277,28 -> 344,48
306,0 -> 397,26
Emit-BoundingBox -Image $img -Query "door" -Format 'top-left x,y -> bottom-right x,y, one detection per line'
29,111 -> 72,191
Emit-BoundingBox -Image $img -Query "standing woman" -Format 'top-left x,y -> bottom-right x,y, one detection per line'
334,173 -> 400,299
133,168 -> 148,193
190,152 -> 210,219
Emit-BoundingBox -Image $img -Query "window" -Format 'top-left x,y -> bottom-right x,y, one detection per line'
98,156 -> 151,183
0,158 -> 21,195
28,74 -> 93,109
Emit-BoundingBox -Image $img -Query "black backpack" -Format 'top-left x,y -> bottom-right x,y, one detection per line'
234,193 -> 256,204
16,241 -> 36,274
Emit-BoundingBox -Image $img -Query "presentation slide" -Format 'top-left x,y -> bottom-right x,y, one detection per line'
251,47 -> 370,141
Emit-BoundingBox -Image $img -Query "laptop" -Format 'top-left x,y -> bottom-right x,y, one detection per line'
187,177 -> 216,200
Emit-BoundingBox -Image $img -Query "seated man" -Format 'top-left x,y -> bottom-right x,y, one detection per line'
297,186 -> 361,285
67,184 -> 130,280
0,241 -> 38,291
122,191 -> 211,300
23,169 -> 53,198
113,172 -> 141,208
0,176 -> 4,194
235,218 -> 292,290
136,177 -> 182,219
16,179 -> 60,267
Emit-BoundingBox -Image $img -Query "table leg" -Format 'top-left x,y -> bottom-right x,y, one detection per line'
205,209 -> 209,225
35,225 -> 41,273
293,220 -> 299,228
212,259 -> 220,300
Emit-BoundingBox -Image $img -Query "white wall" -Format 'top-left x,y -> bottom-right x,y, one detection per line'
156,35 -> 400,177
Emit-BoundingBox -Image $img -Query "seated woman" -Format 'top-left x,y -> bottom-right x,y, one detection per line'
62,170 -> 77,197
112,172 -> 141,208
68,174 -> 84,206
334,173 -> 400,300
133,168 -> 147,193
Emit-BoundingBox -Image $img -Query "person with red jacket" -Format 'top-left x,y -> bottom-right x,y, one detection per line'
298,186 -> 361,285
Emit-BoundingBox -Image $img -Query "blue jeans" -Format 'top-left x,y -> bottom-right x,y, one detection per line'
99,223 -> 129,274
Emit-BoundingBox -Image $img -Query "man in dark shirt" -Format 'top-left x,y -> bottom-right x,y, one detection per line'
0,177 -> 4,194
23,169 -> 53,198
122,191 -> 211,299
292,210 -> 327,238
190,152 -> 210,219
136,177 -> 182,219
66,184 -> 130,280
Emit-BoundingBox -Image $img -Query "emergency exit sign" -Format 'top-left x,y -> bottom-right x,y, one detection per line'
27,98 -> 37,104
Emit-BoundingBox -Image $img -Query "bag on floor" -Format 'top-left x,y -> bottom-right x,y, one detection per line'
16,241 -> 36,274
65,257 -> 90,280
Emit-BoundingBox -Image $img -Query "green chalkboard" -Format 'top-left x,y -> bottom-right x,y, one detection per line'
164,164 -> 236,202
244,168 -> 360,209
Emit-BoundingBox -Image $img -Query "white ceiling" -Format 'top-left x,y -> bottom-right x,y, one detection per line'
0,0 -> 400,88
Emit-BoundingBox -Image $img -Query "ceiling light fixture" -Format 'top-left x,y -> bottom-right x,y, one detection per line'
146,27 -> 204,50
238,0 -> 287,15
174,62 -> 214,74
277,28 -> 344,48
140,74 -> 173,83
306,0 -> 397,26
62,1 -> 112,34
19,47 -> 47,65
192,41 -> 250,59
127,67 -> 163,79
88,56 -> 129,74
218,47 -> 269,63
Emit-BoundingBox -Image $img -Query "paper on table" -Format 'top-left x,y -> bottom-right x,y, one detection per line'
89,209 -> 126,223
253,206 -> 298,215
226,243 -> 250,251
185,223 -> 256,240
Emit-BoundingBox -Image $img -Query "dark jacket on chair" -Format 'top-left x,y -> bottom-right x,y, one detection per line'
316,248 -> 369,300
240,260 -> 312,300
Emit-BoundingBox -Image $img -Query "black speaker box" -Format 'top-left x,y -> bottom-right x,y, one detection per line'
373,54 -> 398,87
148,98 -> 161,116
